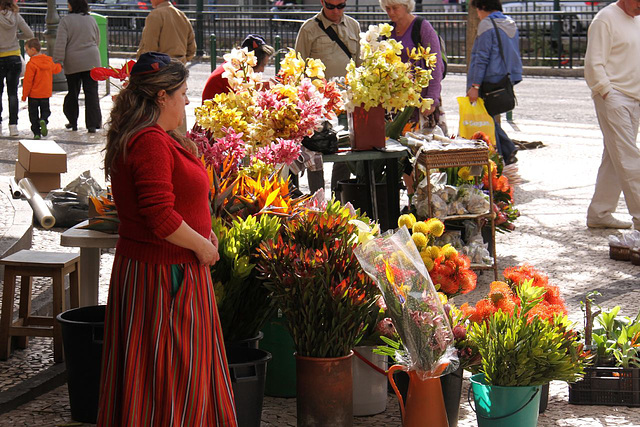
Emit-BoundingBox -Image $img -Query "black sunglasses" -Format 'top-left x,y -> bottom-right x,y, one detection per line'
324,1 -> 346,9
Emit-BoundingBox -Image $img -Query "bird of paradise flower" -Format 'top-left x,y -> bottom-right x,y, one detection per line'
383,258 -> 412,304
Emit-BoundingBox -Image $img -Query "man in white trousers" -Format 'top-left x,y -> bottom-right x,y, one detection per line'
584,0 -> 640,229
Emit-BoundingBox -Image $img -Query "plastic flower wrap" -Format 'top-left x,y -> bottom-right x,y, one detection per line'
355,226 -> 458,379
343,23 -> 437,113
192,48 -> 342,171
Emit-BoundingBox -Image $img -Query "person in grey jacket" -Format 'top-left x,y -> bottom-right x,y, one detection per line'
53,0 -> 101,133
0,0 -> 33,136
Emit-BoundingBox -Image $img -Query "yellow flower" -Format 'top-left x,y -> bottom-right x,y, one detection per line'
425,218 -> 445,237
437,292 -> 448,305
421,250 -> 435,271
305,58 -> 326,79
458,167 -> 473,181
412,232 -> 428,249
412,221 -> 430,235
398,213 -> 417,229
379,23 -> 393,38
427,245 -> 442,259
441,244 -> 458,259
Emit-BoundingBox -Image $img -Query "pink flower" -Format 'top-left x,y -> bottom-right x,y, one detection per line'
254,138 -> 301,166
376,317 -> 397,337
192,127 -> 247,172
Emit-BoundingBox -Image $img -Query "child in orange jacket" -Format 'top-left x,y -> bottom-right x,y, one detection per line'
22,38 -> 62,139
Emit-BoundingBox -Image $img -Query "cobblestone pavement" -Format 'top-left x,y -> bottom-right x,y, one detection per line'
1,62 -> 640,426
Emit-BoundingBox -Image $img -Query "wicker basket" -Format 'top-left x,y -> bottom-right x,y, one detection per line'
417,148 -> 489,169
609,244 -> 631,261
631,248 -> 640,265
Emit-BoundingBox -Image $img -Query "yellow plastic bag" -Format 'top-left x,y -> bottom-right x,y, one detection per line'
457,97 -> 496,148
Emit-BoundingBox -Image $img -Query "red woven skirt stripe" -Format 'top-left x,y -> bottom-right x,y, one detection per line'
97,255 -> 237,426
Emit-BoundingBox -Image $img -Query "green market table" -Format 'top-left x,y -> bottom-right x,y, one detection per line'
323,139 -> 409,229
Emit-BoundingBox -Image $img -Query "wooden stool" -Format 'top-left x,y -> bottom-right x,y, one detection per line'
0,250 -> 81,363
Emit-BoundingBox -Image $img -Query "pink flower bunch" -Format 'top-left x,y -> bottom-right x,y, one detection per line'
255,138 -> 301,167
196,127 -> 247,172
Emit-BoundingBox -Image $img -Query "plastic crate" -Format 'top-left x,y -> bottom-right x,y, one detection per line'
569,367 -> 640,407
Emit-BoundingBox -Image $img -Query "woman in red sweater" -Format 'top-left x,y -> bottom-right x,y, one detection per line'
202,34 -> 275,102
97,52 -> 237,426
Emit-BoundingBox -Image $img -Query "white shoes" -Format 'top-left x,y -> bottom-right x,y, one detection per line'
9,125 -> 18,136
587,217 -> 632,229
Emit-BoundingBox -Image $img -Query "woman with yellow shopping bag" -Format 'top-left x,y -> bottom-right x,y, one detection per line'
465,0 -> 522,165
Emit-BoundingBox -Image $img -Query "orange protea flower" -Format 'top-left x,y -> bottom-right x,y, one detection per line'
459,270 -> 477,293
488,281 -> 513,304
471,131 -> 496,151
475,299 -> 497,322
438,277 -> 459,295
503,264 -> 549,288
428,252 -> 477,297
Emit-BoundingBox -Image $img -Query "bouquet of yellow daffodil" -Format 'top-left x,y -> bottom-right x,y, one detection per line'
344,23 -> 437,113
192,48 -> 342,172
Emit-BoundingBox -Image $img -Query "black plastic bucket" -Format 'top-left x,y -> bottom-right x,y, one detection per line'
56,305 -> 106,424
227,347 -> 272,427
225,331 -> 264,350
337,179 -> 390,230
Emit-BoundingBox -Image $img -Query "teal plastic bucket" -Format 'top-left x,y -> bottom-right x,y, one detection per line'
469,373 -> 541,427
261,314 -> 296,397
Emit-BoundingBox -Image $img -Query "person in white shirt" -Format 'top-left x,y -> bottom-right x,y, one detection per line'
584,0 -> 640,230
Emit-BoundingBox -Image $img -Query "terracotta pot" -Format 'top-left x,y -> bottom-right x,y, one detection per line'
295,351 -> 354,427
348,105 -> 386,151
388,365 -> 448,427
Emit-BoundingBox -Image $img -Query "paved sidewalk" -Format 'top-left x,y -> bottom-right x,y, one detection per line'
0,62 -> 639,426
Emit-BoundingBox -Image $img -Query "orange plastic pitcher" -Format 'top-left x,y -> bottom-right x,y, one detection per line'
388,364 -> 449,427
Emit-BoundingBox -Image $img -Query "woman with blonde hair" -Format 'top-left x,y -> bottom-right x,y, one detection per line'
380,0 -> 446,133
98,52 -> 237,426
0,0 -> 33,136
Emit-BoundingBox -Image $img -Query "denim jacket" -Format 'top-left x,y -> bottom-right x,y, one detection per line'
467,11 -> 523,89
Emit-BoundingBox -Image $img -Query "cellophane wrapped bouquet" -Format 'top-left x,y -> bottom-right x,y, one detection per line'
355,226 -> 458,379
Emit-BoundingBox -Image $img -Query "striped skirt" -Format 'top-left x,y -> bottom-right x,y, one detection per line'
97,255 -> 237,426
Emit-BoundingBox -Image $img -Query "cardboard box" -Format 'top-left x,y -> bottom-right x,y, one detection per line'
18,139 -> 67,173
15,161 -> 61,193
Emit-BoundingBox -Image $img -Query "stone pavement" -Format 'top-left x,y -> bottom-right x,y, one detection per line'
0,61 -> 640,426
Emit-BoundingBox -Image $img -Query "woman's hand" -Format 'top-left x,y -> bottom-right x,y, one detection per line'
210,230 -> 219,250
194,237 -> 220,266
165,221 -> 220,266
467,86 -> 479,103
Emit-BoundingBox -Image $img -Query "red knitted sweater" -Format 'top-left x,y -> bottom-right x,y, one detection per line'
111,125 -> 211,264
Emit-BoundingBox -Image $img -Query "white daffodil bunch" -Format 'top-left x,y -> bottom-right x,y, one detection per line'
344,23 -> 437,113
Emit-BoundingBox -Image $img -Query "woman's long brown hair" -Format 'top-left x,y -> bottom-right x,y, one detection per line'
104,59 -> 196,179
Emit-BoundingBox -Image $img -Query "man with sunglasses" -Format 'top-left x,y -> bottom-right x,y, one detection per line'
294,0 -> 361,195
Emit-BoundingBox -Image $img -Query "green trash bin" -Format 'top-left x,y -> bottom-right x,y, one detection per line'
90,13 -> 108,67
260,313 -> 296,397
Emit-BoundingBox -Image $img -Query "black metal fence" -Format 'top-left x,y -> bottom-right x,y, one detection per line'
18,3 -> 598,68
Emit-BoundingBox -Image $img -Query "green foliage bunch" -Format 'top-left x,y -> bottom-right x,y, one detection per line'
468,283 -> 590,386
256,200 -> 380,358
591,306 -> 640,368
211,214 -> 281,342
